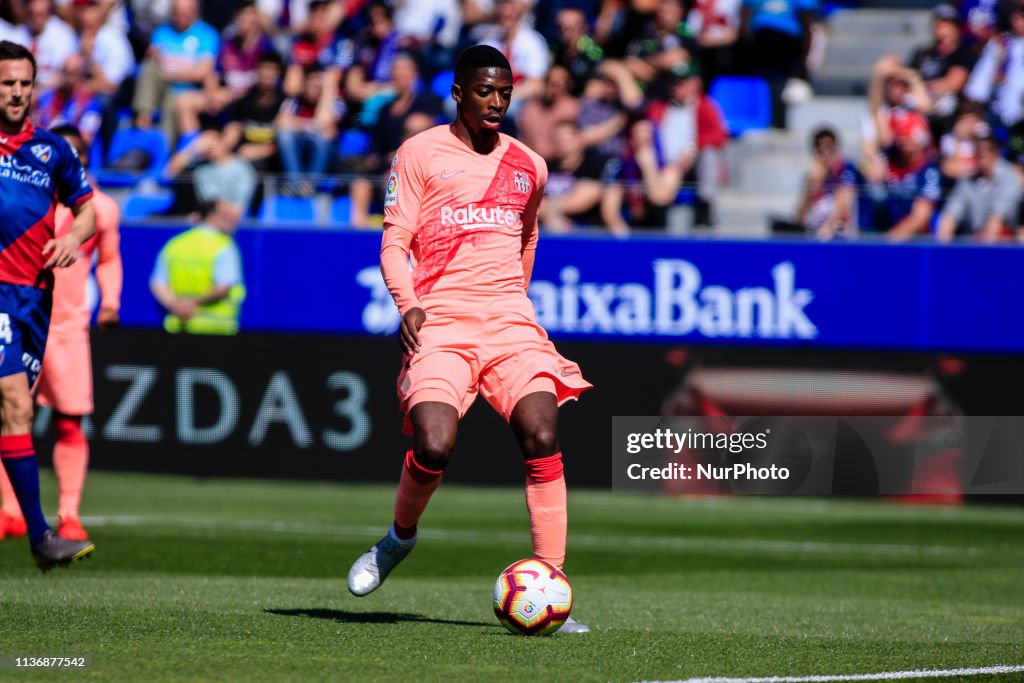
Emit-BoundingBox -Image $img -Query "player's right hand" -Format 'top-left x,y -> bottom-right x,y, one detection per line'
42,234 -> 81,269
98,307 -> 120,331
400,307 -> 425,356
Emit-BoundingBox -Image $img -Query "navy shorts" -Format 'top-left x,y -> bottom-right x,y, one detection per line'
0,282 -> 52,388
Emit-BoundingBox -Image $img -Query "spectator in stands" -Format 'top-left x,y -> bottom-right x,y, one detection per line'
632,63 -> 728,228
774,126 -> 857,238
6,0 -> 78,97
251,0 -> 283,34
214,1 -> 277,97
862,111 -> 941,240
347,53 -> 440,227
347,110 -> 435,228
578,61 -> 643,164
34,52 -> 103,144
461,0 -> 497,41
392,0 -> 460,70
197,0 -> 282,32
284,0 -> 345,34
162,128 -> 258,215
132,0 -> 220,145
284,0 -> 344,98
276,65 -> 339,196
516,64 -> 581,163
740,0 -> 817,129
222,51 -> 285,171
864,58 -> 929,163
937,134 -> 1022,242
71,0 -> 134,151
964,0 -> 1024,132
591,0 -> 628,55
687,0 -> 742,88
532,0 -> 602,44
551,6 -> 603,97
71,0 -> 134,97
127,0 -> 172,42
481,0 -> 550,109
174,0 -> 277,148
541,120 -> 629,235
906,4 -> 974,136
342,2 -> 403,112
150,198 -> 246,336
364,53 -> 439,163
959,0 -> 999,55
938,100 -> 986,180
623,0 -> 696,92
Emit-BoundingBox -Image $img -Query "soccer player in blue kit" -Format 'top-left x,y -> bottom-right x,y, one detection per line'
0,41 -> 97,570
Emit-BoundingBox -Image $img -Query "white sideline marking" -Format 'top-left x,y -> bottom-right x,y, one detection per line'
645,664 -> 1024,683
79,515 -> 1015,558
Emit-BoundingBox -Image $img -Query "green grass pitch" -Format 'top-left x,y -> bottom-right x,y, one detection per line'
0,471 -> 1022,682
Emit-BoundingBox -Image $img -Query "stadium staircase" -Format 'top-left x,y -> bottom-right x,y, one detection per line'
711,5 -> 933,236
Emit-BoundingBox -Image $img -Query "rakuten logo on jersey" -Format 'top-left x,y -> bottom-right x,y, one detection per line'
440,204 -> 520,229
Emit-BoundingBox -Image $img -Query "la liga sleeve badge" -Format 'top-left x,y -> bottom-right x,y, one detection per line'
384,171 -> 399,207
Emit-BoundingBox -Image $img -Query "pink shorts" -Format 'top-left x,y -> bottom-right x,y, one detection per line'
35,329 -> 93,415
397,300 -> 591,433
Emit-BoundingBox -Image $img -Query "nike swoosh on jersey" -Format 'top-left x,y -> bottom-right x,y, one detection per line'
441,170 -> 464,179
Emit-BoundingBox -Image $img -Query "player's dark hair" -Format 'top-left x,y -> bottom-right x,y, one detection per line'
50,124 -> 86,161
49,123 -> 84,142
455,45 -> 512,87
0,40 -> 36,80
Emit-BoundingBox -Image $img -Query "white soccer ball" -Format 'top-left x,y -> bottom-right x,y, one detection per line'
492,558 -> 573,636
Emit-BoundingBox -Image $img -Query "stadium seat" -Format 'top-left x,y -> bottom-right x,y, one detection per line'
259,196 -> 316,223
88,137 -> 105,172
430,69 -> 454,101
122,191 -> 175,220
339,129 -> 372,157
675,187 -> 697,205
331,195 -> 352,225
96,128 -> 169,187
709,77 -> 772,136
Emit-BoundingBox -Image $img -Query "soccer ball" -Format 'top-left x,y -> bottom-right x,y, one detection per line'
492,558 -> 573,636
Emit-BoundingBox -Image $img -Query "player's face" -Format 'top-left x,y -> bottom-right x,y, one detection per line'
0,59 -> 35,132
455,67 -> 513,135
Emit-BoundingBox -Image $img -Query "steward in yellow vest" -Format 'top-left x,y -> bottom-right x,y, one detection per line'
149,200 -> 246,335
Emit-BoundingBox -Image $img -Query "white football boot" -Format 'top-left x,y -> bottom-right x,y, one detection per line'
347,526 -> 416,596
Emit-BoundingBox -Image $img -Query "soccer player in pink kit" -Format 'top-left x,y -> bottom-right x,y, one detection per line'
347,45 -> 592,633
0,124 -> 121,543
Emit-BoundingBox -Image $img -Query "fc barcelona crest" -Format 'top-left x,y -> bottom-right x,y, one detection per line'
513,171 -> 530,194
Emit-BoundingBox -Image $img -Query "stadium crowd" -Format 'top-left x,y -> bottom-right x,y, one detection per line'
4,0 -> 1023,240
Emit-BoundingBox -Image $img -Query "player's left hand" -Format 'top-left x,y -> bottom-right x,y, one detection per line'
42,234 -> 82,269
399,307 -> 426,355
98,307 -> 120,331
